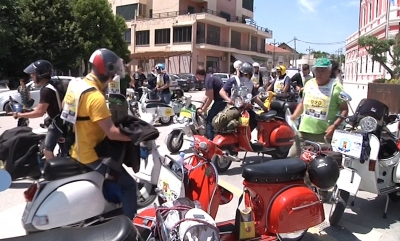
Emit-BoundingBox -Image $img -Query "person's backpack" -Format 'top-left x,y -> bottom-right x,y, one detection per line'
48,77 -> 70,102
212,105 -> 241,132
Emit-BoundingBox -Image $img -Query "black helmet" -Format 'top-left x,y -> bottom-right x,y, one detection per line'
24,60 -> 53,80
239,62 -> 253,75
89,48 -> 125,82
307,155 -> 340,190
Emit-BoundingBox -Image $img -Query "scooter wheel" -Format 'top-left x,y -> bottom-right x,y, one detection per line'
166,132 -> 183,153
160,116 -> 173,125
212,155 -> 232,173
277,229 -> 307,241
329,189 -> 350,226
137,182 -> 157,209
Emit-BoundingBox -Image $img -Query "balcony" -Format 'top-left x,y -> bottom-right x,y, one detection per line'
195,38 -> 268,55
135,9 -> 272,37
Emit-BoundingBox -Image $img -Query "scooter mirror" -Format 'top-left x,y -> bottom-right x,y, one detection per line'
339,91 -> 352,102
0,169 -> 12,192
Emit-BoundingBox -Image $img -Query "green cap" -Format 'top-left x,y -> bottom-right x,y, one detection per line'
314,58 -> 332,68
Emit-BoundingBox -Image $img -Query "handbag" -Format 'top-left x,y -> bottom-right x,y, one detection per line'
234,190 -> 255,240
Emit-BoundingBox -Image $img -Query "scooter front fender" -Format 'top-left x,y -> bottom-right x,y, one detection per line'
336,168 -> 361,195
213,134 -> 238,147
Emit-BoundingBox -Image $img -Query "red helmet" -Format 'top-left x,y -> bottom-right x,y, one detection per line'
89,48 -> 125,82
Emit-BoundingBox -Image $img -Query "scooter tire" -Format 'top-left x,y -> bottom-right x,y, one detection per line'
271,146 -> 290,159
329,189 -> 350,226
212,155 -> 232,173
166,132 -> 183,153
137,182 -> 157,209
160,116 -> 173,125
277,229 -> 307,241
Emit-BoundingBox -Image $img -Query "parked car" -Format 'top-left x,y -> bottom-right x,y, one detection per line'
168,74 -> 180,91
179,73 -> 204,91
0,82 -> 10,94
213,73 -> 230,83
171,74 -> 194,92
0,76 -> 75,112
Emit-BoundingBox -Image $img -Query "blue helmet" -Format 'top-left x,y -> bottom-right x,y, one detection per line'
155,63 -> 165,70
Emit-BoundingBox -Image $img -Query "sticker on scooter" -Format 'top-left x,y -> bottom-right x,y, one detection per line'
165,109 -> 173,117
158,179 -> 178,202
0,169 -> 12,192
331,130 -> 363,158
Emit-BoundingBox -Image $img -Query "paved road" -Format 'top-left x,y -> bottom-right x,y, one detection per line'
0,90 -> 399,240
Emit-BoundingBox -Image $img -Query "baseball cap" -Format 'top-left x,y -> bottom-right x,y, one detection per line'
313,58 -> 332,68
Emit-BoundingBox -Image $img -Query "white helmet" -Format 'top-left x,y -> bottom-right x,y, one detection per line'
252,62 -> 260,67
233,60 -> 242,69
271,68 -> 277,73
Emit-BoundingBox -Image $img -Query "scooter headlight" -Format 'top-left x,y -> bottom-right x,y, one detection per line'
245,93 -> 253,103
183,117 -> 190,125
234,97 -> 243,108
359,116 -> 377,132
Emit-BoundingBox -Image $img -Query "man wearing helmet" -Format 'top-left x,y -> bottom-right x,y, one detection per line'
231,60 -> 242,77
15,60 -> 63,161
60,48 -> 137,219
251,62 -> 263,89
155,63 -> 171,104
220,62 -> 269,131
267,65 -> 290,94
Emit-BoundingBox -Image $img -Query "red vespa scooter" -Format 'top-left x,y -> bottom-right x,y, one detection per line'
133,110 -> 325,241
212,87 -> 297,173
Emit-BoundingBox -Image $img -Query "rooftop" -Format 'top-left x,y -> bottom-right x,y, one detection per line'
134,9 -> 272,34
265,44 -> 292,53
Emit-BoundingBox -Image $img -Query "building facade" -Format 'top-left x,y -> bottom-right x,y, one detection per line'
109,0 -> 272,74
345,0 -> 400,105
265,44 -> 293,68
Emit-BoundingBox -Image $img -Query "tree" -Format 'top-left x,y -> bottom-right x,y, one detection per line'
0,0 -> 22,75
73,0 -> 130,74
311,50 -> 330,59
17,0 -> 82,71
358,35 -> 400,79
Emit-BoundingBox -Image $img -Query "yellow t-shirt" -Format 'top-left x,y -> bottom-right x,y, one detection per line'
70,75 -> 111,164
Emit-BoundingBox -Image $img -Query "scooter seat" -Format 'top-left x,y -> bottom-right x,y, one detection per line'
242,158 -> 307,183
146,102 -> 170,108
43,157 -> 91,181
2,215 -> 139,241
256,110 -> 277,121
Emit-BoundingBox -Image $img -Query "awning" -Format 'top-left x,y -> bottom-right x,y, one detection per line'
130,51 -> 191,59
231,53 -> 255,64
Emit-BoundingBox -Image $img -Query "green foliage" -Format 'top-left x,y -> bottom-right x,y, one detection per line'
359,35 -> 400,79
18,0 -> 82,70
372,78 -> 400,84
73,0 -> 130,73
311,50 -> 330,59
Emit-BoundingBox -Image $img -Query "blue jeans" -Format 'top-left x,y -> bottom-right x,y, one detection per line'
206,101 -> 227,140
161,91 -> 171,104
86,160 -> 137,220
44,122 -> 67,157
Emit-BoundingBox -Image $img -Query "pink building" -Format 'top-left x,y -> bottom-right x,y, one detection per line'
109,0 -> 272,74
345,0 -> 400,105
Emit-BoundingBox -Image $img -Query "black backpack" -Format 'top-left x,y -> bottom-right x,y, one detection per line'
49,77 -> 70,102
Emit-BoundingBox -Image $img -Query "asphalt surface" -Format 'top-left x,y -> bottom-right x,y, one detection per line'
0,90 -> 399,240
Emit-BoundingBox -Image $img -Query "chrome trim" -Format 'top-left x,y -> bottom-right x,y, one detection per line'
291,200 -> 322,211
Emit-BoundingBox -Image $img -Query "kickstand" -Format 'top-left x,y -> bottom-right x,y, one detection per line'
383,194 -> 389,219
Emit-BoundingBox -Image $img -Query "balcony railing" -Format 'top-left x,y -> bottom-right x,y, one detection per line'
196,38 -> 268,54
135,9 -> 272,34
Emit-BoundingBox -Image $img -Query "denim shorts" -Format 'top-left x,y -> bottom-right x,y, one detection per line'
44,122 -> 63,152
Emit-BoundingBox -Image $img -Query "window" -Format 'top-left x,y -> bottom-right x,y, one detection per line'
220,11 -> 231,21
242,0 -> 254,12
365,55 -> 368,72
369,2 -> 372,22
260,39 -> 266,53
375,0 -> 379,18
196,22 -> 206,44
206,24 -> 220,45
188,6 -> 195,14
231,30 -> 241,49
372,60 -> 374,73
155,28 -> 170,44
124,28 -> 131,43
136,30 -> 150,45
149,9 -> 153,18
173,26 -> 192,43
250,36 -> 258,52
116,4 -> 138,21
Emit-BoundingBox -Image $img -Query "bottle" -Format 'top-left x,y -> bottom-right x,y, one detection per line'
176,152 -> 185,166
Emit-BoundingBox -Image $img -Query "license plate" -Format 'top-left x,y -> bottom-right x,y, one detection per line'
336,168 -> 361,195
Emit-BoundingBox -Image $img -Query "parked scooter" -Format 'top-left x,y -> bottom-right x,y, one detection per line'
329,91 -> 400,225
133,109 -> 336,241
9,96 -> 30,126
212,86 -> 297,173
136,87 -> 174,125
165,96 -> 205,153
126,88 -> 140,117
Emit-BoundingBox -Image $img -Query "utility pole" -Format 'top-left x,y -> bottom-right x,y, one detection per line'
293,37 -> 298,67
271,39 -> 281,67
306,46 -> 313,65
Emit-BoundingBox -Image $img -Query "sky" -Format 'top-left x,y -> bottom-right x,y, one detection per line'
253,0 -> 360,54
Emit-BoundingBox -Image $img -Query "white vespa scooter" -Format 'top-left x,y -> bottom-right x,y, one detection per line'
20,111 -> 162,232
328,91 -> 400,226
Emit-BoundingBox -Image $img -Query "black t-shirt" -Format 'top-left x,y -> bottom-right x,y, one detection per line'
133,72 -> 146,88
205,74 -> 223,101
291,73 -> 303,88
40,86 -> 60,119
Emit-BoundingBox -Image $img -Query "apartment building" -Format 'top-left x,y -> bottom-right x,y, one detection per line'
345,0 -> 400,104
109,0 -> 272,74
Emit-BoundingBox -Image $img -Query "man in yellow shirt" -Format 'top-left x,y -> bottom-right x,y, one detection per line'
62,48 -> 136,219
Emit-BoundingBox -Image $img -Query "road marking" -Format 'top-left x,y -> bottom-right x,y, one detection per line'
218,179 -> 243,196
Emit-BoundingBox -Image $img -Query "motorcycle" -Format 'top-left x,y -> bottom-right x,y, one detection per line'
212,86 -> 297,173
127,87 -> 174,125
328,91 -> 400,226
9,96 -> 30,127
133,109 -> 327,241
165,96 -> 206,153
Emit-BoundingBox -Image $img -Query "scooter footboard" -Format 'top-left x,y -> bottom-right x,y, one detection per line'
336,168 -> 361,195
268,186 -> 324,234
